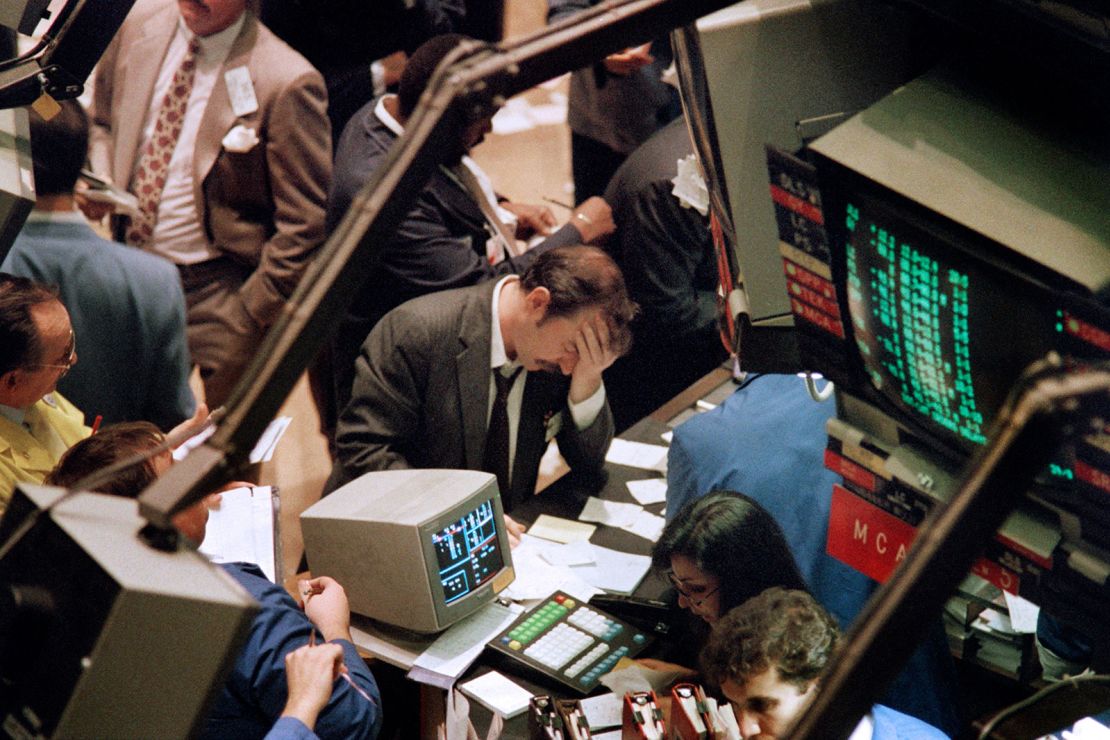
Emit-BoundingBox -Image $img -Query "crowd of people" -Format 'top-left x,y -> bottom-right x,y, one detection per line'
0,1 -> 962,738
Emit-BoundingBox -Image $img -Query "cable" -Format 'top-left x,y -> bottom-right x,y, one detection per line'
977,672 -> 1110,739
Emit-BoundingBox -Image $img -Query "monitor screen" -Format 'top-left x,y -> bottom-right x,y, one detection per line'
817,164 -> 1110,455
431,497 -> 504,606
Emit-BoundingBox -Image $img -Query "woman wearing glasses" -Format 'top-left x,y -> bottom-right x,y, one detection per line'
638,490 -> 808,677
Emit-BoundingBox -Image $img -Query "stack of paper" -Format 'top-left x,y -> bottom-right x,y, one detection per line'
406,601 -> 522,689
457,671 -> 533,719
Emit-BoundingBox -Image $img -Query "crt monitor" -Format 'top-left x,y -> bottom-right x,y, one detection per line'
300,469 -> 515,634
0,485 -> 256,739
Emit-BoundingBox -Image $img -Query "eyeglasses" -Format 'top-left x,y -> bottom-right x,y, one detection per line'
667,572 -> 721,608
30,330 -> 77,378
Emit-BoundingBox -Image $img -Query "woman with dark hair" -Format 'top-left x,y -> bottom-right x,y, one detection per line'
640,490 -> 809,675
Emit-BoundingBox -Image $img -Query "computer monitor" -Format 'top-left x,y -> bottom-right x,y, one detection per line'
0,485 -> 257,739
300,469 -> 516,634
768,66 -> 1110,638
676,0 -> 916,368
798,67 -> 1110,458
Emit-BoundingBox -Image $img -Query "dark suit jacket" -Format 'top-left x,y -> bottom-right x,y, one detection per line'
331,281 -> 613,511
327,99 -> 584,409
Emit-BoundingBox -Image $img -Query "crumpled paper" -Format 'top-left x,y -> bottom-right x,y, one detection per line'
670,154 -> 709,216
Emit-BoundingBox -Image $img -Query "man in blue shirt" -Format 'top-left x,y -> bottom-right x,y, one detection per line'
2,100 -> 194,430
701,588 -> 949,739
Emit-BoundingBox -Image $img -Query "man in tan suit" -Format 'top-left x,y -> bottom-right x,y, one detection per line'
89,0 -> 331,406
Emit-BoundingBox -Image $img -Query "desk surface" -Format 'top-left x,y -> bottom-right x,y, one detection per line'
344,365 -> 737,736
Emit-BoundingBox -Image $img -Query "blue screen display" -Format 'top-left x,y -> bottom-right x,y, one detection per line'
431,499 -> 503,605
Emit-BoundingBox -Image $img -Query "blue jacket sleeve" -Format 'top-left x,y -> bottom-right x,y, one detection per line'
263,717 -> 317,740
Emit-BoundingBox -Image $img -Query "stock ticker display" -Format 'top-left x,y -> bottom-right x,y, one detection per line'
431,499 -> 504,605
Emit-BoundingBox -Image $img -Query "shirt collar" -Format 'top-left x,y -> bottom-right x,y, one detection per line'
27,208 -> 90,225
374,94 -> 405,137
177,13 -> 245,60
0,403 -> 25,427
490,275 -> 520,371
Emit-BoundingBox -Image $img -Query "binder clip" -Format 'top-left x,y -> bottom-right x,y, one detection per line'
669,683 -> 727,739
555,698 -> 593,740
623,690 -> 665,739
529,695 -> 563,739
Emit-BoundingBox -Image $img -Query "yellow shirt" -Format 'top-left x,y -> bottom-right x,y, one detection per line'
0,392 -> 91,515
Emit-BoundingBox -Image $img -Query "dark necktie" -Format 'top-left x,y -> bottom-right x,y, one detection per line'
483,365 -> 523,508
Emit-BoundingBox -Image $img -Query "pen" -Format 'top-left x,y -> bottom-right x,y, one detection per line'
542,196 -> 575,211
91,415 -> 103,434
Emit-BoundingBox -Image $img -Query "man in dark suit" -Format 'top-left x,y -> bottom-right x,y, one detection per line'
326,34 -> 615,419
329,246 -> 637,533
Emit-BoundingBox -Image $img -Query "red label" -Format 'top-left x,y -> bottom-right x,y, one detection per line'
824,449 -> 876,492
782,259 -> 836,298
1075,458 -> 1110,495
769,183 -> 825,225
970,558 -> 1020,595
787,279 -> 841,319
791,298 -> 845,339
827,484 -> 916,583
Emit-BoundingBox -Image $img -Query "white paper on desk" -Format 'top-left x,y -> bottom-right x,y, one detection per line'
578,496 -> 642,527
627,509 -> 666,543
1002,591 -> 1040,633
528,513 -> 596,543
540,540 -> 596,566
580,693 -> 624,730
408,601 -> 522,688
626,478 -> 668,505
458,670 -> 534,719
500,535 -> 601,603
568,543 -> 651,595
660,430 -> 674,444
599,663 -> 687,695
593,731 -> 623,740
199,486 -> 278,583
605,438 -> 668,472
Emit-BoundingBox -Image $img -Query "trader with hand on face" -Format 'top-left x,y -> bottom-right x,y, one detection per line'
327,246 -> 636,545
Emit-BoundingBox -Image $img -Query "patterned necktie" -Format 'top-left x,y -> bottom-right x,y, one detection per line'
483,365 -> 523,508
125,36 -> 201,247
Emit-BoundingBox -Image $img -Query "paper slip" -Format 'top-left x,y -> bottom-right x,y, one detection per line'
249,416 -> 291,463
172,416 -> 291,463
580,693 -> 624,730
407,601 -> 522,688
661,430 -> 674,444
199,486 -> 278,583
500,535 -> 601,603
458,671 -> 534,719
627,509 -> 666,542
600,662 -> 688,695
1002,591 -> 1040,633
540,540 -> 596,567
568,543 -> 651,595
593,732 -> 622,740
626,478 -> 667,505
605,438 -> 668,472
528,514 -> 596,543
578,496 -> 643,528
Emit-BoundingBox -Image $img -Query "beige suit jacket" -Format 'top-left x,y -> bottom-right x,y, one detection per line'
89,0 -> 331,328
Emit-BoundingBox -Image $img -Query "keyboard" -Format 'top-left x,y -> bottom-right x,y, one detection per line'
487,591 -> 652,693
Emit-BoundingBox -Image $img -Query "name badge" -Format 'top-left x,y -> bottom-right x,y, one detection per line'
224,66 -> 259,117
